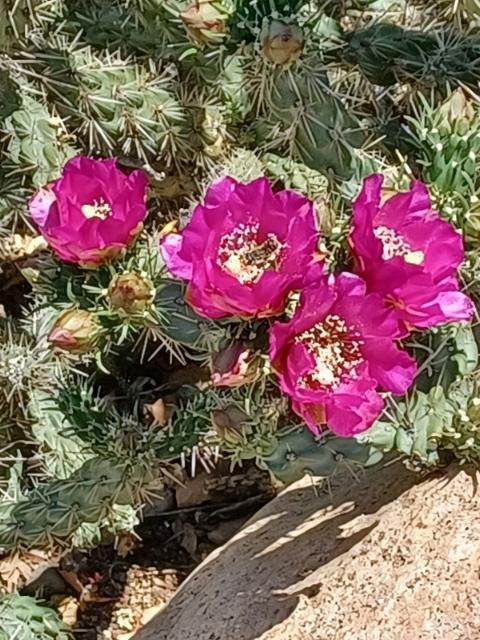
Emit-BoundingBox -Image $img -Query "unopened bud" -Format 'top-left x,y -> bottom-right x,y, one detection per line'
211,342 -> 260,388
49,308 -> 98,353
260,19 -> 304,66
107,271 -> 154,314
438,89 -> 475,136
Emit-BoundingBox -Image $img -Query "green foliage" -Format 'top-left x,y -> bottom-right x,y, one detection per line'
263,153 -> 329,198
359,324 -> 479,467
0,317 -> 64,419
4,91 -> 77,186
0,377 -> 230,550
0,595 -> 71,640
230,0 -> 307,41
29,389 -> 92,479
440,377 -> 480,463
361,374 -> 480,469
403,89 -> 480,240
409,324 -> 479,393
359,387 -> 452,466
61,0 -> 185,55
0,71 -> 21,122
208,382 -> 288,466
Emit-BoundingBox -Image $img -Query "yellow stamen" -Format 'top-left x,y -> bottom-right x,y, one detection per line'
81,198 -> 112,220
217,222 -> 284,285
296,314 -> 364,390
404,250 -> 424,265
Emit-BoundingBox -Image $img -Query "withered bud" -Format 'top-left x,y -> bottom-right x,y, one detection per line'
211,405 -> 249,444
181,0 -> 228,47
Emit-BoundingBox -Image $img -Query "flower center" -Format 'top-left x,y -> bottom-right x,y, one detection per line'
374,225 -> 424,265
296,314 -> 363,390
217,222 -> 284,285
81,197 -> 112,220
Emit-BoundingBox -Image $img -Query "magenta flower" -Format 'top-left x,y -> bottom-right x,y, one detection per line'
269,273 -> 416,437
160,177 -> 322,319
350,174 -> 473,331
29,156 -> 148,267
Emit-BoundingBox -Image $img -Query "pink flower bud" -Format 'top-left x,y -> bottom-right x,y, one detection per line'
211,342 -> 260,388
49,308 -> 99,353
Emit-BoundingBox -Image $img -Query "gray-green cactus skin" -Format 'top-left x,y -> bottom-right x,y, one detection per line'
0,595 -> 72,640
263,428 -> 382,485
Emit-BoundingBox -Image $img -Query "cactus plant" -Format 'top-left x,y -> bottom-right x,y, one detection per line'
1,3 -> 480,623
339,23 -> 480,89
358,387 -> 452,467
24,231 -> 230,369
3,92 -> 77,188
0,455 -> 160,550
0,318 -> 64,418
0,595 -> 71,640
263,427 -> 383,484
403,88 -> 480,228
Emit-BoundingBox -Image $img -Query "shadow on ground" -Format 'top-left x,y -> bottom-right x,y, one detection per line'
132,460 -> 433,640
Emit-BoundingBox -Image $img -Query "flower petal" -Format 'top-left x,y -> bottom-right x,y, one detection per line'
160,233 -> 193,280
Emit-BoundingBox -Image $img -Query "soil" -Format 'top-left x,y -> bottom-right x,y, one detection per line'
22,467 -> 275,640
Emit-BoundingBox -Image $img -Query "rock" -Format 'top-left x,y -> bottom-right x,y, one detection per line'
22,565 -> 69,598
50,595 -> 80,627
206,517 -> 250,546
141,605 -> 166,626
133,462 -> 480,640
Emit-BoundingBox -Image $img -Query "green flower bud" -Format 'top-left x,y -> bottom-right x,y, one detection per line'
260,19 -> 305,66
48,308 -> 99,353
107,272 -> 154,314
438,89 -> 475,136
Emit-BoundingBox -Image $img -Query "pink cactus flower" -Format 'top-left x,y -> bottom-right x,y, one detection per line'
269,273 -> 416,437
160,176 -> 323,319
350,174 -> 473,331
29,156 -> 148,267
